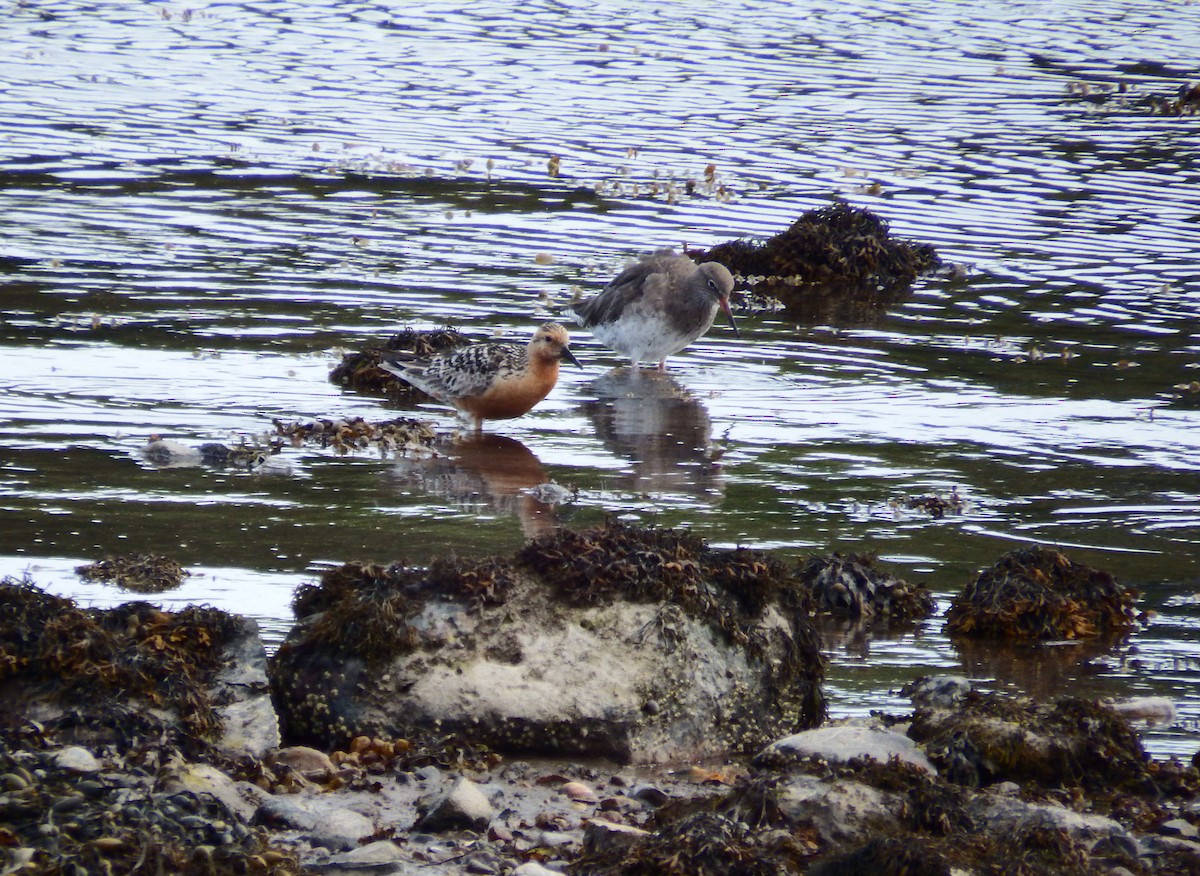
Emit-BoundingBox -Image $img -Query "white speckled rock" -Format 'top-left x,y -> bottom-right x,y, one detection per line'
416,777 -> 496,832
757,722 -> 936,773
310,808 -> 376,851
775,774 -> 900,844
308,840 -> 404,873
51,746 -> 101,774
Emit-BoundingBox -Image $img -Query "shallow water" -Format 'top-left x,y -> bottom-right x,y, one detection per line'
2,1 -> 1198,758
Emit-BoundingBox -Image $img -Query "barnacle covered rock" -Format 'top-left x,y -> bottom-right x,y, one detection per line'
944,546 -> 1140,640
909,692 -> 1153,790
269,521 -> 826,762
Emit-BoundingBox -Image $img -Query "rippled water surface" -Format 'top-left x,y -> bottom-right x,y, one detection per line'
2,1 -> 1198,757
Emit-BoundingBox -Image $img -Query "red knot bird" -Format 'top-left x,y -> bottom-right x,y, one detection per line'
571,251 -> 739,370
380,322 -> 580,431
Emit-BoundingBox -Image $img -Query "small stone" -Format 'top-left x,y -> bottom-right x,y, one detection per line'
310,808 -> 376,851
488,824 -> 513,842
268,746 -> 337,780
901,675 -> 972,710
560,781 -> 597,803
511,863 -> 563,876
537,830 -> 577,848
310,840 -> 403,872
631,784 -> 669,807
416,777 -> 495,832
52,746 -> 101,774
1161,818 -> 1199,840
583,820 -> 650,856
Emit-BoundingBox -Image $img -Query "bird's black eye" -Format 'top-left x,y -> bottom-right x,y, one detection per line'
707,279 -> 718,291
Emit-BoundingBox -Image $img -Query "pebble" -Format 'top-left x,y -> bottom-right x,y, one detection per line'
309,839 -> 404,872
310,808 -> 376,851
52,746 -> 101,774
560,781 -> 597,803
268,745 -> 337,780
1161,818 -> 1199,840
416,777 -> 495,832
901,675 -> 972,710
511,863 -> 564,876
583,820 -> 650,855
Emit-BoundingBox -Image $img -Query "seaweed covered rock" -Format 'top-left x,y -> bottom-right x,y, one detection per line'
944,546 -> 1140,640
273,415 -> 437,455
0,576 -> 276,755
269,522 -> 826,763
693,201 -> 939,287
908,692 -> 1152,790
797,553 -> 935,622
329,326 -> 470,395
75,552 -> 190,593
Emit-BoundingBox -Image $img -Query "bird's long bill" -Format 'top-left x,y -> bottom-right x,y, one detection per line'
721,297 -> 741,338
561,347 -> 583,368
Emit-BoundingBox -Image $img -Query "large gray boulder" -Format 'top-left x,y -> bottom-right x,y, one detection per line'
269,523 -> 826,763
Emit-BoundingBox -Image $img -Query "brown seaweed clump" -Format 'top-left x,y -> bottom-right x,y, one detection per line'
0,577 -> 244,745
273,415 -> 436,455
690,200 -> 941,291
75,553 -> 189,593
284,557 -> 519,664
944,546 -> 1140,640
329,326 -> 470,395
909,693 -> 1153,790
796,553 -> 936,622
577,809 -> 810,876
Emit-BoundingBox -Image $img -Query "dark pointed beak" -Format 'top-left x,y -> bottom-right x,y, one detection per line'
561,346 -> 582,368
721,296 -> 740,339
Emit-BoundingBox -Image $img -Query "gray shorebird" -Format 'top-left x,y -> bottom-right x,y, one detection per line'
380,323 -> 580,432
571,252 -> 739,370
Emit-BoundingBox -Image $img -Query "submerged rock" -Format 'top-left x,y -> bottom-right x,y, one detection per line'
269,521 -> 826,763
796,552 -> 935,622
692,200 -> 940,289
945,545 -> 1141,640
75,552 -> 190,593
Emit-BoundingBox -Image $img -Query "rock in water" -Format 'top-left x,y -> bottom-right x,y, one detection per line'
269,522 -> 826,763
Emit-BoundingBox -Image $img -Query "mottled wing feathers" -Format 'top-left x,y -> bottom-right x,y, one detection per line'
384,342 -> 524,403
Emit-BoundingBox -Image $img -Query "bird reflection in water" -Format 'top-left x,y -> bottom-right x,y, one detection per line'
388,433 -> 567,539
582,368 -> 724,500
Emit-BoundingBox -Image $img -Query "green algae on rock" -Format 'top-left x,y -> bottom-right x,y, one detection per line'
944,546 -> 1141,640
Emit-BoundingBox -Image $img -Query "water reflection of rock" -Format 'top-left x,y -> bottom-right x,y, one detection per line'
952,634 -> 1129,702
389,434 -> 563,538
582,368 -> 723,500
